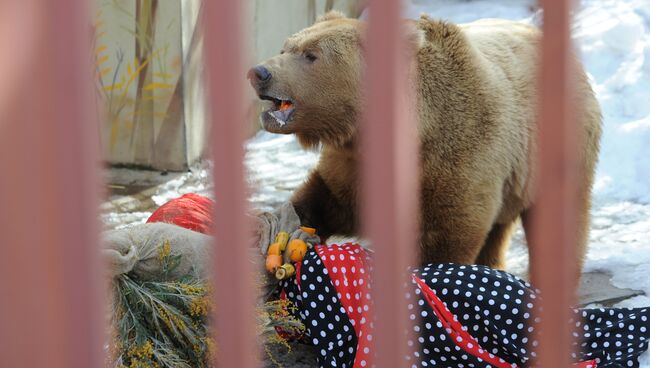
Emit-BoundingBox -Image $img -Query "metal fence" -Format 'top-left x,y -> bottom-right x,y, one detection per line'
0,0 -> 575,367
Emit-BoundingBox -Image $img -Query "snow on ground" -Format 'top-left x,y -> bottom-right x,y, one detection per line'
104,0 -> 650,365
148,133 -> 319,212
574,0 -> 650,203
406,0 -> 538,23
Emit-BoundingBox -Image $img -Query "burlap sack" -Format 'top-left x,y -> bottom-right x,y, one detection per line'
103,222 -> 277,297
102,222 -> 212,281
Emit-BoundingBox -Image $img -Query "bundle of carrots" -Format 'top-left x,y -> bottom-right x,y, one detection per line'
265,226 -> 317,280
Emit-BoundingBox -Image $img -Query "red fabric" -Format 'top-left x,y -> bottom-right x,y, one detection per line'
146,193 -> 214,234
574,361 -> 598,368
315,243 -> 373,368
413,276 -> 598,368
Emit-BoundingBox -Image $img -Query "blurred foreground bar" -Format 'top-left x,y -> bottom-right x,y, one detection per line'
204,0 -> 258,367
361,0 -> 420,366
0,1 -> 105,367
529,0 -> 578,366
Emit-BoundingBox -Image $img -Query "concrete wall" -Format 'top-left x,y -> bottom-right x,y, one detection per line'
180,1 -> 207,170
251,0 -> 362,61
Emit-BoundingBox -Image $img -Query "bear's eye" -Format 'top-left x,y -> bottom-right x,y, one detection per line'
303,51 -> 317,63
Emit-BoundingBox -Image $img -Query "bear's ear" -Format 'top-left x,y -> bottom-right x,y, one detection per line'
316,10 -> 346,23
403,20 -> 426,51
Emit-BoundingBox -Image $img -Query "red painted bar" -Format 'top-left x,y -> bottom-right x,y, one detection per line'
361,0 -> 420,366
529,0 -> 577,366
0,1 -> 105,367
204,1 -> 258,367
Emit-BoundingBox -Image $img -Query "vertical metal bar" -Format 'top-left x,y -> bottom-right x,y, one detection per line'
0,1 -> 104,367
361,0 -> 419,366
204,1 -> 258,367
530,0 -> 577,366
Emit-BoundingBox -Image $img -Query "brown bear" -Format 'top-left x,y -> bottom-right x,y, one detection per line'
248,11 -> 602,275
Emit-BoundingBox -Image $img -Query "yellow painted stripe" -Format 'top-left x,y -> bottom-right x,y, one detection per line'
153,72 -> 174,80
95,45 -> 107,55
99,68 -> 111,78
142,94 -> 172,101
95,55 -> 108,66
118,59 -> 150,102
103,83 -> 123,92
109,117 -> 120,149
132,111 -> 169,119
143,83 -> 174,91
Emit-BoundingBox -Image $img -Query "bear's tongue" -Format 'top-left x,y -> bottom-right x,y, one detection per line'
279,100 -> 292,111
269,100 -> 294,126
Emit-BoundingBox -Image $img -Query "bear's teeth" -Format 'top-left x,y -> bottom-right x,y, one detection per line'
269,110 -> 287,126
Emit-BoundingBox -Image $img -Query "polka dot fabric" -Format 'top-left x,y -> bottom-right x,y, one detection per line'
280,244 -> 650,367
411,264 -> 650,367
280,243 -> 373,367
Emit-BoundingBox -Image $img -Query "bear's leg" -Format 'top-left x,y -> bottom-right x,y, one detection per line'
418,216 -> 493,266
418,182 -> 501,265
573,187 -> 592,279
521,197 -> 590,291
474,220 -> 517,270
290,170 -> 358,240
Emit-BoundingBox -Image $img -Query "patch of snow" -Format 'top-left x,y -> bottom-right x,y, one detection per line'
573,1 -> 650,204
586,202 -> 650,308
407,0 -> 536,24
100,211 -> 151,230
147,131 -> 320,213
245,131 -> 320,212
151,161 -> 212,206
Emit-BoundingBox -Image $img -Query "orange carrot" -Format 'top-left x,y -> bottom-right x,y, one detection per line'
267,242 -> 281,256
266,254 -> 283,273
280,101 -> 292,111
300,226 -> 317,236
287,239 -> 308,263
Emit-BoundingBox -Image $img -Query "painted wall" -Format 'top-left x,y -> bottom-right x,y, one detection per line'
94,0 -> 192,170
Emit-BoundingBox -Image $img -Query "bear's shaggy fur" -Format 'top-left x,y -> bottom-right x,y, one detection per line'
249,12 -> 602,274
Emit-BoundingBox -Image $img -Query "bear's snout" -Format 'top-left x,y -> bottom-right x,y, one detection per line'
247,65 -> 272,89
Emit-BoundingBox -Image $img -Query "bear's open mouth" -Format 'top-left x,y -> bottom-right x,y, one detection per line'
259,94 -> 295,126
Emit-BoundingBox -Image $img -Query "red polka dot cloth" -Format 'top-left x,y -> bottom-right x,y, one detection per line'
280,243 -> 650,368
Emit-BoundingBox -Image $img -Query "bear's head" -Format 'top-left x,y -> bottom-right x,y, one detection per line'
248,11 -> 363,148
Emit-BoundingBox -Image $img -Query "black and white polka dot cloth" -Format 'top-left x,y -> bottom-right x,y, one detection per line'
279,243 -> 650,367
